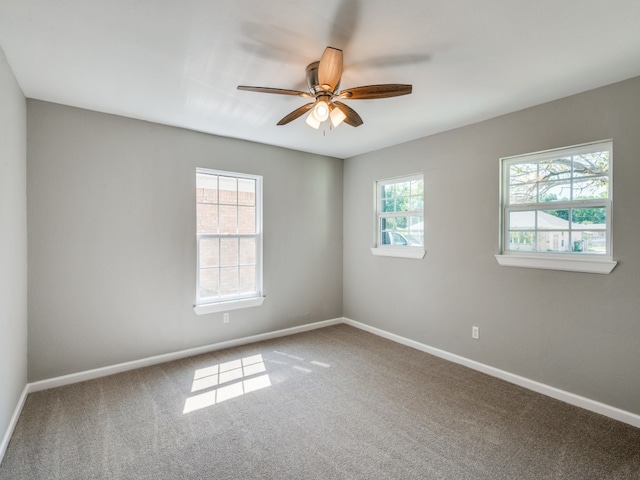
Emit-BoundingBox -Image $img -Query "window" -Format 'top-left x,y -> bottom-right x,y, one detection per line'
371,174 -> 425,259
195,169 -> 264,314
496,140 -> 616,274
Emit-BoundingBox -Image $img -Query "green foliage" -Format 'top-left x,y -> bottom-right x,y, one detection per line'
381,180 -> 424,215
549,210 -> 569,221
572,208 -> 606,224
544,206 -> 606,224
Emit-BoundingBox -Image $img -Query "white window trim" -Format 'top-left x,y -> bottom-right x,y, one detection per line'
194,168 -> 264,314
373,173 -> 426,260
496,140 -> 616,274
194,296 -> 266,315
371,247 -> 426,259
494,254 -> 616,274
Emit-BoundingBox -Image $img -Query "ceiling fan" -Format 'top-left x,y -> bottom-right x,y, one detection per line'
237,47 -> 412,129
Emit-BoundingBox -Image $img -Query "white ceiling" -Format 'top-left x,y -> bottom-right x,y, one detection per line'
2,0 -> 640,159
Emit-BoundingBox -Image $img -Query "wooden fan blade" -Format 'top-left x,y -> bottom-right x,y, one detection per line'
237,86 -> 312,98
318,47 -> 343,93
277,102 -> 316,125
333,101 -> 363,127
338,84 -> 412,100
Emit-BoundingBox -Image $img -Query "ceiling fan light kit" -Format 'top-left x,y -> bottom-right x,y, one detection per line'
329,104 -> 347,128
313,99 -> 330,121
305,110 -> 321,129
238,47 -> 412,131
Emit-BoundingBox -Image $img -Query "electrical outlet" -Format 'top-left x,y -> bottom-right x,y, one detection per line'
472,326 -> 479,339
223,312 -> 229,323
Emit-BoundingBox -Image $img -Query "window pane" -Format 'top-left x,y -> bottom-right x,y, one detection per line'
536,231 -> 570,253
397,181 -> 410,195
381,217 -> 395,231
409,216 -> 424,231
573,151 -> 609,178
239,266 -> 256,293
394,216 -> 408,230
238,206 -> 255,234
238,178 -> 256,206
220,238 -> 238,266
219,205 -> 237,234
199,268 -> 218,298
410,179 -> 424,195
381,179 -> 424,212
573,177 -> 608,200
509,183 -> 537,204
572,208 -> 606,254
509,210 -> 535,230
539,157 -> 571,182
196,186 -> 218,205
380,214 -> 413,246
538,210 -> 569,229
392,232 -> 408,245
396,197 -> 409,212
395,181 -> 410,212
197,204 -> 218,234
539,180 -> 571,202
239,238 -> 256,265
219,176 -> 237,204
409,195 -> 424,211
508,231 -> 535,252
407,216 -> 424,246
380,214 -> 405,245
571,207 -> 606,227
509,163 -> 538,185
196,173 -> 218,191
199,237 -> 219,267
381,181 -> 413,213
220,267 -> 239,295
572,231 -> 606,254
381,184 -> 394,213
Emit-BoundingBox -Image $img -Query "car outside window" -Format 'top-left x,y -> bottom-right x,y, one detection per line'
374,174 -> 425,258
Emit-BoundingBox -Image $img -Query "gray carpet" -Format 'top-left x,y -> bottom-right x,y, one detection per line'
1,324 -> 639,479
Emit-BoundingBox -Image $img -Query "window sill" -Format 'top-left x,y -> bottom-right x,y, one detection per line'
495,254 -> 616,274
194,296 -> 265,315
371,247 -> 426,259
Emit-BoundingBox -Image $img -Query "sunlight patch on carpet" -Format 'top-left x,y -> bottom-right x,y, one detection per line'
183,354 -> 271,413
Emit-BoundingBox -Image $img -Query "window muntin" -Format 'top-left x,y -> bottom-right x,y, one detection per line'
196,169 -> 262,305
501,141 -> 611,257
376,174 -> 424,248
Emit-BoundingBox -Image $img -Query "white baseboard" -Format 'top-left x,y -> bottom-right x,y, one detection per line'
4,314 -> 637,466
28,317 -> 343,393
0,385 -> 28,465
343,318 -> 640,429
3,317 -> 341,464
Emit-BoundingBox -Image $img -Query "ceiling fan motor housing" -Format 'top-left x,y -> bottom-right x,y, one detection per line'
306,61 -> 339,96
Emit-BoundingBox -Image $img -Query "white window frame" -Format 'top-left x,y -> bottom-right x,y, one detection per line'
371,173 -> 426,259
194,168 -> 265,315
495,140 -> 616,274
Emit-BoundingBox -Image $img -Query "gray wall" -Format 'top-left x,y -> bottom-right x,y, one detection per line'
27,101 -> 343,381
0,49 -> 27,441
344,76 -> 640,415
